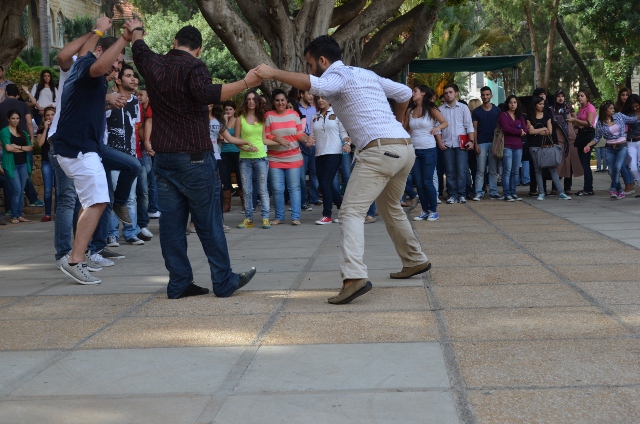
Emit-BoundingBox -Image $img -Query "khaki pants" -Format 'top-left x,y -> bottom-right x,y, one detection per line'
338,141 -> 428,279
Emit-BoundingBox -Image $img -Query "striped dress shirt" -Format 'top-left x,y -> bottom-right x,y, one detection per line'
308,61 -> 411,150
264,109 -> 304,168
132,40 -> 221,153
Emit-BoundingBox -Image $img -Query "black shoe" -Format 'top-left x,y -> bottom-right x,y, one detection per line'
137,232 -> 152,241
238,267 -> 257,289
528,191 -> 538,197
177,283 -> 209,299
99,248 -> 125,259
113,203 -> 133,225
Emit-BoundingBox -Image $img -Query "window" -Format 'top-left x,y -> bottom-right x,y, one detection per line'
48,9 -> 54,46
57,12 -> 65,47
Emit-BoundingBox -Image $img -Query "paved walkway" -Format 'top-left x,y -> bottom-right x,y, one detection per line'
0,172 -> 639,423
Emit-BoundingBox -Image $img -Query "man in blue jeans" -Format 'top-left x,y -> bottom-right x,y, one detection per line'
472,86 -> 502,200
132,24 -> 259,299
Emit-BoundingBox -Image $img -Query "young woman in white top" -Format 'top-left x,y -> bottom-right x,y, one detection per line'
308,95 -> 350,224
403,85 -> 448,222
23,70 -> 57,126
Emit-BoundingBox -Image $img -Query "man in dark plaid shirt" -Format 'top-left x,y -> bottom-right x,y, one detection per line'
130,24 -> 261,299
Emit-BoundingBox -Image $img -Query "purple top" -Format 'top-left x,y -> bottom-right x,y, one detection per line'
498,111 -> 527,149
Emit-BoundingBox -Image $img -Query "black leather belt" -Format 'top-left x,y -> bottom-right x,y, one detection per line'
606,143 -> 627,149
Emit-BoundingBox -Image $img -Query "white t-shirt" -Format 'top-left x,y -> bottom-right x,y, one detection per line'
409,112 -> 438,149
48,67 -> 71,138
310,107 -> 349,156
31,84 -> 58,108
209,118 -> 222,160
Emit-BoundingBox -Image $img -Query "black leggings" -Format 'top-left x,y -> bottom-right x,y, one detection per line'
219,151 -> 242,191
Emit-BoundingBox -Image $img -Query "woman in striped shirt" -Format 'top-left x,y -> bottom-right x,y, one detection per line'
264,89 -> 309,226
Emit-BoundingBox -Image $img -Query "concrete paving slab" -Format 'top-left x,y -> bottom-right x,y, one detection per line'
455,339 -> 640,388
0,395 -> 212,424
213,391 -> 458,424
443,307 -> 629,340
469,387 -> 640,424
310,255 -> 401,272
553,264 -> 640,282
518,239 -> 626,253
80,315 -> 269,349
429,265 -> 562,285
434,283 -> 590,309
428,253 -> 538,268
281,287 -> 430,313
532,251 -> 639,265
13,347 -> 245,396
264,311 -> 437,345
0,319 -> 111,351
0,351 -> 60,394
575,281 -> 640,305
297,270 -> 424,290
229,258 -> 308,273
37,279 -> 166,296
609,305 -> 640,330
0,294 -> 150,319
234,343 -> 450,393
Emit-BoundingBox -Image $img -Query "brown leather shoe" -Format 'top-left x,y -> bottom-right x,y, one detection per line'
328,279 -> 372,304
390,261 -> 431,279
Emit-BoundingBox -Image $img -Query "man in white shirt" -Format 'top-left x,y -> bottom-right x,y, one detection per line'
438,84 -> 475,203
255,35 -> 429,305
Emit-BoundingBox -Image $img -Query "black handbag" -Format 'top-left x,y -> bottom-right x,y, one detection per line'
575,127 -> 595,150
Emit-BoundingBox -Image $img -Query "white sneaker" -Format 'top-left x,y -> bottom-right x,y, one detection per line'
472,195 -> 482,201
56,254 -> 69,270
437,198 -> 442,204
61,262 -> 101,285
414,212 -> 429,221
223,225 -> 231,232
459,197 -> 467,204
148,211 -> 161,219
90,253 -> 114,267
139,227 -> 154,238
333,218 -> 340,223
107,236 -> 120,247
84,251 -> 103,272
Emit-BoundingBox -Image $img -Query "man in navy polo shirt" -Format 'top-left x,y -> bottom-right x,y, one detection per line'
53,19 -> 140,285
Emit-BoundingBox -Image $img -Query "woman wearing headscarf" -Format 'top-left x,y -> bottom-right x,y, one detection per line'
550,89 -> 582,195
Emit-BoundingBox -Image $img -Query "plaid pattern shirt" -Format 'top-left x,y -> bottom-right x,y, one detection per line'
132,40 -> 221,153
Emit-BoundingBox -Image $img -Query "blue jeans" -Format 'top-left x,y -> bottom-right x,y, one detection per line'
147,155 -> 159,214
315,154 -> 342,218
606,146 -> 628,192
518,160 -> 531,185
239,158 -> 270,220
443,147 -> 468,199
109,170 -> 140,240
137,154 -> 151,229
367,201 -> 376,217
475,143 -> 499,196
99,144 -> 141,205
41,160 -> 53,216
50,145 -> 77,260
412,148 -> 437,213
502,148 -> 523,197
333,152 -> 353,194
268,166 -> 301,221
404,173 -> 417,200
596,147 -> 607,170
154,151 -> 240,299
9,163 -> 28,218
300,143 -> 319,204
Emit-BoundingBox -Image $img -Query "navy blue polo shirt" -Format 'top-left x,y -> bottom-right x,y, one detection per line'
472,104 -> 501,144
53,52 -> 107,158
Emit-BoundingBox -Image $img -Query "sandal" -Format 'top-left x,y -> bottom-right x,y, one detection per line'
291,220 -> 301,226
270,219 -> 284,225
11,218 -> 19,224
17,217 -> 31,222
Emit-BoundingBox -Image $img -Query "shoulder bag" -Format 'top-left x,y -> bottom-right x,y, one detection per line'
492,124 -> 504,159
536,135 -> 562,168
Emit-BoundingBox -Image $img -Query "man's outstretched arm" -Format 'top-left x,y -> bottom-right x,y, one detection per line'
254,64 -> 311,91
58,17 -> 112,71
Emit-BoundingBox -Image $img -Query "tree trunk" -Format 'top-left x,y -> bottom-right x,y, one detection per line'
524,1 -> 542,88
542,0 -> 560,89
0,0 -> 31,70
39,0 -> 50,67
555,19 -> 600,98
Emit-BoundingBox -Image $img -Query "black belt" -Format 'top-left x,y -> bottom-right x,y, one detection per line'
606,143 -> 627,149
628,137 -> 640,142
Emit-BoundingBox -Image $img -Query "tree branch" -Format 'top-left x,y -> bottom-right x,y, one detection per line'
543,0 -> 560,89
235,0 -> 273,42
0,0 -> 31,70
333,0 -> 405,45
360,4 -> 424,68
524,0 -> 542,88
368,0 -> 444,78
556,18 -> 600,98
329,0 -> 367,28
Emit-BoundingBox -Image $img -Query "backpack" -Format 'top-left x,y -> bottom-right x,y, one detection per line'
492,124 -> 504,159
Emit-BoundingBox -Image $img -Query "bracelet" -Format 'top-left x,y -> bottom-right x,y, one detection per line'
243,79 -> 249,89
132,27 -> 144,33
92,29 -> 104,37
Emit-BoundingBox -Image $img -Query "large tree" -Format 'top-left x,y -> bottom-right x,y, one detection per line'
0,0 -> 31,70
194,0 -> 448,91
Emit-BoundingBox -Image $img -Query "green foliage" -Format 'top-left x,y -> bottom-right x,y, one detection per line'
19,48 -> 59,68
62,15 -> 96,44
144,11 -> 244,83
130,0 -> 198,21
6,59 -> 60,98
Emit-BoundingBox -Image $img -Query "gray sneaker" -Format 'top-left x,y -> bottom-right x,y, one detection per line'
99,248 -> 125,259
126,236 -> 145,245
90,253 -> 114,267
56,254 -> 69,270
61,262 -> 102,285
112,203 -> 133,225
85,252 -> 103,272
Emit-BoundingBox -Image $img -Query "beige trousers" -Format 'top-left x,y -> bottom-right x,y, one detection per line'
338,141 -> 428,279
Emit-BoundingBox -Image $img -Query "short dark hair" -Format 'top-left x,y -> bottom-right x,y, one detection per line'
579,89 -> 591,102
5,84 -> 20,97
533,87 -> 546,97
96,36 -> 123,54
304,35 -> 342,63
117,63 -> 134,81
223,100 -> 236,110
480,86 -> 492,93
6,109 -> 21,119
598,100 -> 614,124
0,65 -> 4,71
271,89 -> 287,101
175,26 -> 202,50
443,83 -> 459,93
